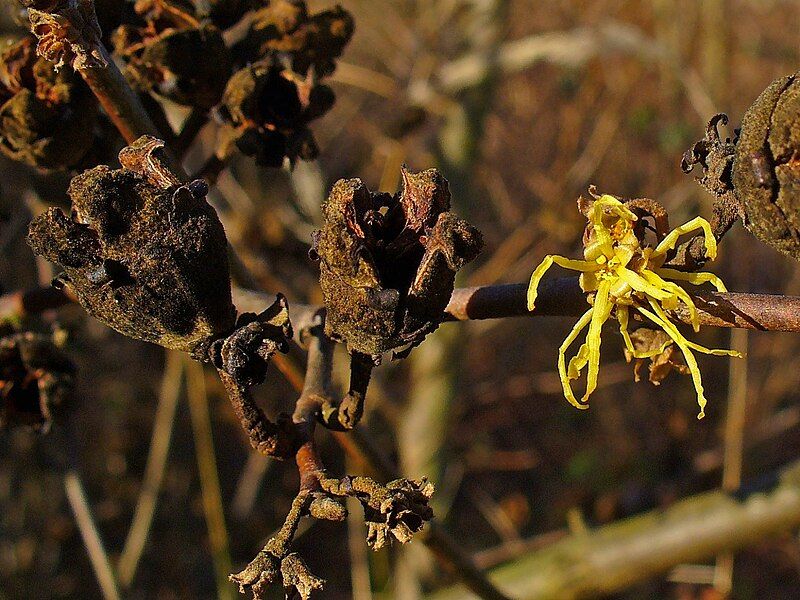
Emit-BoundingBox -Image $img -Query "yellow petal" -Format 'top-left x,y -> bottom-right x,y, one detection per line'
638,301 -> 708,418
558,308 -> 594,409
615,267 -> 672,301
642,270 -> 699,332
528,255 -> 600,311
617,305 -> 671,359
653,268 -> 728,293
652,216 -> 717,261
582,280 -> 614,403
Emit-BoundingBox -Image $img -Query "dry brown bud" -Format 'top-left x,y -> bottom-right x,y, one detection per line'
27,136 -> 236,359
220,60 -> 334,166
234,0 -> 354,77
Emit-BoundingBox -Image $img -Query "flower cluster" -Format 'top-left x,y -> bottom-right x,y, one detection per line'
528,193 -> 741,418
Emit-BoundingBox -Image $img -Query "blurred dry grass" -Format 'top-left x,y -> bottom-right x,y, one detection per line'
2,0 -> 800,598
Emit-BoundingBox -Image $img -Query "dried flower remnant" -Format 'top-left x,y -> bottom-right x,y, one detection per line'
111,0 -> 232,110
0,331 -> 74,433
26,1 -> 107,70
232,476 -> 433,599
527,192 -> 741,418
312,167 -> 483,359
219,60 -> 335,166
219,0 -> 353,167
683,71 -> 800,261
27,136 -> 237,360
0,36 -> 96,169
623,327 -> 690,385
234,0 -> 354,76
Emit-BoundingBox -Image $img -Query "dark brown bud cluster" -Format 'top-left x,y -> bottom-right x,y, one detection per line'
683,71 -> 800,261
360,477 -> 435,550
27,136 -> 291,385
0,36 -> 97,169
0,330 -> 74,433
111,0 -> 232,110
219,0 -> 353,166
312,167 -> 483,359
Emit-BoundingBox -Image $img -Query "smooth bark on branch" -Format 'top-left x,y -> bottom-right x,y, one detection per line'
445,279 -> 800,332
431,460 -> 800,600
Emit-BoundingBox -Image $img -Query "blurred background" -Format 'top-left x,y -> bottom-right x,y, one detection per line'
2,0 -> 800,598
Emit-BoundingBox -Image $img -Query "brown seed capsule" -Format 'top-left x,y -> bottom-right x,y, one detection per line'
112,1 -> 232,110
733,72 -> 800,260
0,331 -> 74,433
312,167 -> 483,359
27,136 -> 236,360
27,136 -> 291,386
0,36 -> 97,169
683,72 -> 800,261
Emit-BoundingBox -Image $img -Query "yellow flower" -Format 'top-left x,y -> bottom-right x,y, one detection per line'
527,194 -> 741,418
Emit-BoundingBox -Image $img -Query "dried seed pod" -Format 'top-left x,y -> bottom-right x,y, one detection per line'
234,0 -> 354,77
312,167 -> 483,359
280,554 -> 324,600
219,60 -> 335,166
0,331 -> 74,433
733,72 -> 800,259
112,1 -> 232,109
683,72 -> 800,261
0,36 -> 97,169
27,136 -> 237,360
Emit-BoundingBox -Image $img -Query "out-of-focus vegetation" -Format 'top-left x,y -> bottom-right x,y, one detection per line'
2,1 -> 800,599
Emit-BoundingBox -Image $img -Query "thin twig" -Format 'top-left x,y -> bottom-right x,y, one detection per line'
271,318 -> 512,600
63,471 -> 122,600
445,280 -> 800,332
118,349 -> 184,587
6,279 -> 800,339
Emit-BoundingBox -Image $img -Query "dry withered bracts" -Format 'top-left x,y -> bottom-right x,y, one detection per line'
683,71 -> 800,262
